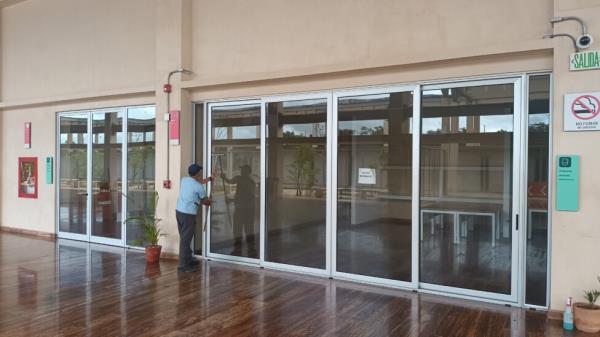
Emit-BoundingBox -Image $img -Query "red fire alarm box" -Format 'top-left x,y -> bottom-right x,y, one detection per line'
24,122 -> 31,149
169,110 -> 180,145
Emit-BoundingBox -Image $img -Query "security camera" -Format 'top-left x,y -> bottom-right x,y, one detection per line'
576,34 -> 593,50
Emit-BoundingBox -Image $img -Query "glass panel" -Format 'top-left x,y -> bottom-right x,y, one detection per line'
336,92 -> 413,281
194,104 -> 205,255
91,111 -> 123,240
126,107 -> 156,246
58,114 -> 88,235
420,83 -> 514,294
266,98 -> 327,269
210,103 -> 261,258
525,75 -> 550,306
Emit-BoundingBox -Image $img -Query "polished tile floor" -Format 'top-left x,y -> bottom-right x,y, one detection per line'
0,232 -> 590,337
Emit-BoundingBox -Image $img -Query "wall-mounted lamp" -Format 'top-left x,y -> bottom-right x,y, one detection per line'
546,16 -> 594,52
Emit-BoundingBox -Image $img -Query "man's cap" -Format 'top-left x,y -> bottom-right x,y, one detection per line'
188,164 -> 203,176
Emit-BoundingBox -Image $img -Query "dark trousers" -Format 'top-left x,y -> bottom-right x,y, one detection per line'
176,210 -> 196,269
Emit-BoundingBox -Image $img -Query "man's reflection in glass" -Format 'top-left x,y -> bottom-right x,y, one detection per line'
221,165 -> 257,257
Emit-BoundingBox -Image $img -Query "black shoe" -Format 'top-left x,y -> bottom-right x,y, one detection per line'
178,264 -> 199,273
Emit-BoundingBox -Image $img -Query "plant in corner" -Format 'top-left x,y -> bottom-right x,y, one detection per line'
573,277 -> 600,333
126,191 -> 166,264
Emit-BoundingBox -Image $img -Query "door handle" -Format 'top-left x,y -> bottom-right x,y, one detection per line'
515,214 -> 519,231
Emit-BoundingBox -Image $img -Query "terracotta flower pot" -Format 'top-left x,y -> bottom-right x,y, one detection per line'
145,245 -> 162,264
574,302 -> 600,333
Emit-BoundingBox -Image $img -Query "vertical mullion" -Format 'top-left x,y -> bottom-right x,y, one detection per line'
87,111 -> 93,241
331,94 -> 338,276
56,115 -> 61,237
122,108 -> 128,246
202,103 -> 209,257
520,76 -> 528,305
259,100 -> 267,264
513,76 -> 525,304
411,85 -> 421,289
545,73 -> 554,309
326,93 -> 333,274
205,105 -> 212,257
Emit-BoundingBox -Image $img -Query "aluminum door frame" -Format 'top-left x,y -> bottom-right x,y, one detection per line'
57,106 -> 156,248
260,92 -> 333,277
331,84 -> 419,290
88,108 -> 127,247
521,72 -> 553,310
205,100 -> 262,265
56,111 -> 92,243
417,77 -> 523,303
197,73 -> 535,307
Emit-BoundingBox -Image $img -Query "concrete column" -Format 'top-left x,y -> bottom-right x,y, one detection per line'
155,0 -> 193,255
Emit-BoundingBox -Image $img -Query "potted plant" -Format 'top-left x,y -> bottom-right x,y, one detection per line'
574,277 -> 600,333
127,191 -> 166,264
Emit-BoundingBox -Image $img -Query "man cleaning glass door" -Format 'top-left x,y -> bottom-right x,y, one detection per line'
176,164 -> 213,272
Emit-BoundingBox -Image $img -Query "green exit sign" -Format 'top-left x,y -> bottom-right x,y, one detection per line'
570,50 -> 600,71
556,155 -> 579,211
46,156 -> 53,185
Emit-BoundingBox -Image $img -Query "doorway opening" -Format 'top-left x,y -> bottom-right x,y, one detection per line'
56,105 -> 156,247
195,73 -> 551,307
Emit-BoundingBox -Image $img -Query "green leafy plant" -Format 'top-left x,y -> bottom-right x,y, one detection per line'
287,144 -> 318,197
125,191 -> 165,247
583,289 -> 600,309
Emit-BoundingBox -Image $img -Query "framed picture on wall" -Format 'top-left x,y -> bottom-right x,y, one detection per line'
18,157 -> 38,199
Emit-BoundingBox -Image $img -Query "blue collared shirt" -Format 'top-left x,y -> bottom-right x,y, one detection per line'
176,177 -> 207,215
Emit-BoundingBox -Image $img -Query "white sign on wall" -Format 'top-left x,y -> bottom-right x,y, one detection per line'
358,168 -> 376,185
564,92 -> 600,131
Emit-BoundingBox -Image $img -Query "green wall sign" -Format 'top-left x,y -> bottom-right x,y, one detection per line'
556,155 -> 579,211
570,50 -> 600,71
46,156 -> 53,185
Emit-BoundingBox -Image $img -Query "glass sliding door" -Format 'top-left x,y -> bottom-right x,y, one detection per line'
525,74 -> 551,307
264,95 -> 330,272
90,110 -> 125,245
208,102 -> 261,260
193,103 -> 205,256
419,79 -> 521,301
333,87 -> 415,284
197,76 -> 535,305
58,114 -> 89,239
125,107 -> 156,246
57,106 -> 155,247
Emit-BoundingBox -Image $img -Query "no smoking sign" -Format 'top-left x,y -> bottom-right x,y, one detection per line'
564,92 -> 600,131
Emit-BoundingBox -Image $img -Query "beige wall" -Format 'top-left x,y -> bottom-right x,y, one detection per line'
189,0 -> 551,86
0,0 -> 156,103
188,50 -> 553,102
2,0 -> 600,312
0,94 -> 154,233
550,1 -> 600,311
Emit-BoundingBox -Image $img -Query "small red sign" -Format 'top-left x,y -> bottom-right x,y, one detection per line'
169,110 -> 180,145
24,122 -> 31,149
571,95 -> 600,120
